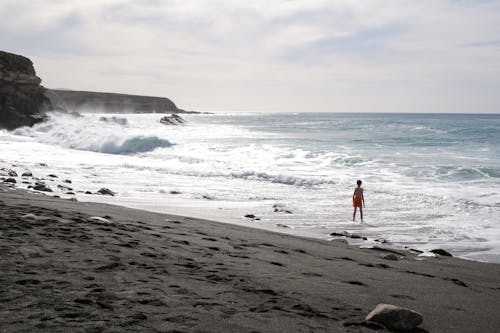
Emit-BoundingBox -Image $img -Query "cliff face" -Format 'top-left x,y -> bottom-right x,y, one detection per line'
0,51 -> 50,130
46,89 -> 185,113
0,50 -> 192,128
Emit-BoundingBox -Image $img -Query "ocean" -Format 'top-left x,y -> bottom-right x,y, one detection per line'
1,112 -> 499,262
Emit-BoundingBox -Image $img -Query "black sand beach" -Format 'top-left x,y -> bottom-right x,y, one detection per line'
1,184 -> 500,332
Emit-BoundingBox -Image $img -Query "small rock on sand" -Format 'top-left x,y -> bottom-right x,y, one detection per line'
97,188 -> 115,196
3,178 -> 16,183
430,249 -> 453,257
418,252 -> 438,258
366,303 -> 423,331
33,184 -> 52,192
382,254 -> 399,261
272,204 -> 293,214
21,172 -> 33,177
89,216 -> 112,223
22,213 -> 39,219
331,231 -> 367,240
375,238 -> 388,244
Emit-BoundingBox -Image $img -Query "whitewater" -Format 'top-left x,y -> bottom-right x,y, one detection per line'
1,112 -> 499,263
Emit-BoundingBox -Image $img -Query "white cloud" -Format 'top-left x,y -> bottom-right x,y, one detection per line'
1,0 -> 499,112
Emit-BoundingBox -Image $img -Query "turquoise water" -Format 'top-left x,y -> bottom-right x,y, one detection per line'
229,113 -> 500,176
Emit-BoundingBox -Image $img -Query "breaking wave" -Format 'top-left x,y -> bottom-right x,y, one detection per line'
13,112 -> 172,154
98,137 -> 171,154
167,168 -> 337,187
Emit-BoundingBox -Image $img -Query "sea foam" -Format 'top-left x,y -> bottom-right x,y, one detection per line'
13,113 -> 172,154
2,112 -> 500,262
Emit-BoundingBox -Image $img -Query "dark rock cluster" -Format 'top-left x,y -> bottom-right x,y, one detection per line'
1,166 -> 118,199
160,114 -> 185,125
0,51 -> 50,130
1,50 -> 197,130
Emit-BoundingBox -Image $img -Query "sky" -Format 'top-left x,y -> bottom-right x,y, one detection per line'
1,0 -> 500,113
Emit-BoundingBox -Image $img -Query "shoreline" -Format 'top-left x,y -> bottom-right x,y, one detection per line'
2,111 -> 499,264
1,163 -> 498,264
1,183 -> 500,332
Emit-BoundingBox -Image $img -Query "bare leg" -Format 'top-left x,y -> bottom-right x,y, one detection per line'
360,207 -> 363,222
353,207 -> 357,221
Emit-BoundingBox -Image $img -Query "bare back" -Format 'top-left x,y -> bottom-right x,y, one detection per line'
353,187 -> 363,198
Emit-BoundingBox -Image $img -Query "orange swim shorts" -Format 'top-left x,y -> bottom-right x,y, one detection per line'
353,197 -> 362,208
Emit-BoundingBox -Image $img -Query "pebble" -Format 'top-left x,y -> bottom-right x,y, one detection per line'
33,184 -> 52,192
366,303 -> 423,331
382,254 -> 399,261
89,216 -> 112,224
97,188 -> 115,196
418,252 -> 438,258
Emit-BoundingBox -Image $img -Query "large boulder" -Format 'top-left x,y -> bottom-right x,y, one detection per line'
366,303 -> 423,331
0,51 -> 50,130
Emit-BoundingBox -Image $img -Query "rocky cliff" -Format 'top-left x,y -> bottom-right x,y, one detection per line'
0,51 -> 50,130
46,89 -> 191,114
1,50 -> 194,130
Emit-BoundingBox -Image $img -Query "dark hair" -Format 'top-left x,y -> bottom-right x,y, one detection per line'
357,180 -> 362,186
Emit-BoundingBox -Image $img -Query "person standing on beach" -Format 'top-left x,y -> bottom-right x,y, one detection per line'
352,180 -> 365,222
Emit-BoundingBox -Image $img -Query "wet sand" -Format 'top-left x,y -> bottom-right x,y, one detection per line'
1,184 -> 500,332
